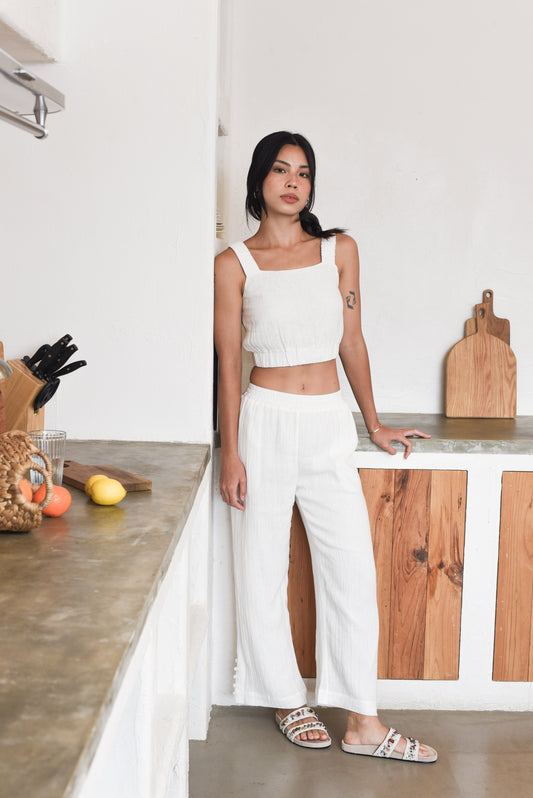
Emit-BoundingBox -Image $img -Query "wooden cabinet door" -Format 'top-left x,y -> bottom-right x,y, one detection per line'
287,505 -> 317,677
493,472 -> 533,681
287,469 -> 467,680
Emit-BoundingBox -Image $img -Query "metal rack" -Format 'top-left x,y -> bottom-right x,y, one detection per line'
0,47 -> 65,138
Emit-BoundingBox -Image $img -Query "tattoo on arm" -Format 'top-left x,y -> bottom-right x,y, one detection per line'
346,291 -> 357,309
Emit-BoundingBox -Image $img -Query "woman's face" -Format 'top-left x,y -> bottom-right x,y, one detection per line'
261,144 -> 312,216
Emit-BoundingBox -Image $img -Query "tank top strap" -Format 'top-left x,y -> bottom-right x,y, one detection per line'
320,235 -> 337,265
228,242 -> 261,277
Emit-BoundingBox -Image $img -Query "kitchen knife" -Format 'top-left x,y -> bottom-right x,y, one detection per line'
33,377 -> 60,412
40,343 -> 78,379
37,334 -> 73,377
23,343 -> 51,372
51,360 -> 87,378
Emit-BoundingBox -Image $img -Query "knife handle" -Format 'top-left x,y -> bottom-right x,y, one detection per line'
52,360 -> 87,378
37,335 -> 73,376
24,343 -> 51,370
39,344 -> 78,379
33,378 -> 60,411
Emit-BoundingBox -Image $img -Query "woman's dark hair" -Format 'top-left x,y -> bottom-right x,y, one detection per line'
245,131 -> 345,239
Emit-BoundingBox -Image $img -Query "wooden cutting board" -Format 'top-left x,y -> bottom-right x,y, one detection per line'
446,302 -> 516,418
0,341 -> 6,434
464,289 -> 510,344
63,461 -> 152,491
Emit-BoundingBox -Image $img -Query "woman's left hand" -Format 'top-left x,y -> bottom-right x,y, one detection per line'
369,425 -> 430,459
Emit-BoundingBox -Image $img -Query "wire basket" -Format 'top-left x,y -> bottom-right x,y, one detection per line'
0,430 -> 53,532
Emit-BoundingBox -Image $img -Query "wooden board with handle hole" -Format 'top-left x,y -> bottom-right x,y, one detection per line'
63,461 -> 152,491
464,289 -> 510,344
446,302 -> 517,418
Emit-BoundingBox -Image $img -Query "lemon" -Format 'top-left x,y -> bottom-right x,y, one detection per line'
90,478 -> 127,506
85,474 -> 109,496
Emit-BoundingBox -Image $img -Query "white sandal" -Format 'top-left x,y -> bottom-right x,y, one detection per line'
341,727 -> 437,763
275,706 -> 331,749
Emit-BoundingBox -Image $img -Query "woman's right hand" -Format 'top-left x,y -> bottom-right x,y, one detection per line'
220,454 -> 247,510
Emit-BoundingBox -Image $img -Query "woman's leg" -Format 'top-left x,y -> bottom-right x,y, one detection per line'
231,388 -> 308,709
295,398 -> 436,757
295,400 -> 379,716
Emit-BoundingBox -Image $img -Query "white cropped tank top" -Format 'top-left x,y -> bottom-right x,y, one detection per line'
229,236 -> 344,368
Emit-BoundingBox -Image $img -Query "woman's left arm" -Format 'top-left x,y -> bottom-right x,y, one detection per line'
336,234 -> 429,459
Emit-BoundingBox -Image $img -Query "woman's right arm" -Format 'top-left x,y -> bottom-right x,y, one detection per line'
214,249 -> 247,509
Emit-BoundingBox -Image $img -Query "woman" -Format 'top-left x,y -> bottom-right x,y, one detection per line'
214,131 -> 437,763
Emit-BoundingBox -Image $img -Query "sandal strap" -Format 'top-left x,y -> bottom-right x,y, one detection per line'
403,736 -> 420,761
285,721 -> 327,742
278,706 -> 317,733
374,728 -> 402,758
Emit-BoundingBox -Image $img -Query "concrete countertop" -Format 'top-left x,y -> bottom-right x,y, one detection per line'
214,413 -> 533,455
354,413 -> 533,455
0,440 -> 210,798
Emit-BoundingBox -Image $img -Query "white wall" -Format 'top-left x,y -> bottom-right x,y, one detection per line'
219,0 -> 533,415
0,0 -> 63,60
0,0 -> 218,442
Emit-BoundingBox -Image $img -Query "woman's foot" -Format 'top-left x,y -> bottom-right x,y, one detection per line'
343,713 -> 437,761
276,706 -> 331,746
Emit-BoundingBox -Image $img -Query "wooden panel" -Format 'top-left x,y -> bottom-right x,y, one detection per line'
424,471 -> 466,679
287,504 -> 316,678
493,472 -> 533,681
388,470 -> 431,679
359,469 -> 394,678
287,469 -> 466,681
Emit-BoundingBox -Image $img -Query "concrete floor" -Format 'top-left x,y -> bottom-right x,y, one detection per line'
190,706 -> 533,798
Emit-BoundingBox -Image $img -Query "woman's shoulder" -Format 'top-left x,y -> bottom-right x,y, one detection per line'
332,233 -> 360,277
332,232 -> 358,255
215,245 -> 240,269
214,246 -> 246,288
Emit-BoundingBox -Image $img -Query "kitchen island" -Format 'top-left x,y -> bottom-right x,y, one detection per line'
211,413 -> 533,711
0,439 -> 211,798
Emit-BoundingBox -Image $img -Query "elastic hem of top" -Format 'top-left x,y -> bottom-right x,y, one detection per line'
243,383 -> 346,410
248,350 -> 339,369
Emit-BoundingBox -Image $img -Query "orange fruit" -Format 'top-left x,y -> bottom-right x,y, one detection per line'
19,479 -> 33,502
33,484 -> 72,517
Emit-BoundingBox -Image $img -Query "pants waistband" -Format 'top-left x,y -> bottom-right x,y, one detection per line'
243,382 -> 347,411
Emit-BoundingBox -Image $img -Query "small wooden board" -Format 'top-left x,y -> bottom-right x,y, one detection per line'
464,289 -> 510,344
63,461 -> 152,492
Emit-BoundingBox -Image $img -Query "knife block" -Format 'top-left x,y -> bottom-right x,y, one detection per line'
3,360 -> 45,433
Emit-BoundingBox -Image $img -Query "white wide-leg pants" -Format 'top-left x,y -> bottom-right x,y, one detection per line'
231,384 -> 379,715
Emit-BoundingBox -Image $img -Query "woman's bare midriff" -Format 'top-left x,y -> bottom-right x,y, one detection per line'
250,360 -> 340,395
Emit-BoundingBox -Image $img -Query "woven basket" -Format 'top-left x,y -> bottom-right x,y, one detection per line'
0,430 -> 54,532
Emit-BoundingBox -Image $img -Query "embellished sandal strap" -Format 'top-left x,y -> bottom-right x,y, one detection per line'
374,728 -> 402,758
278,706 -> 317,733
285,720 -> 327,742
403,736 -> 420,761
